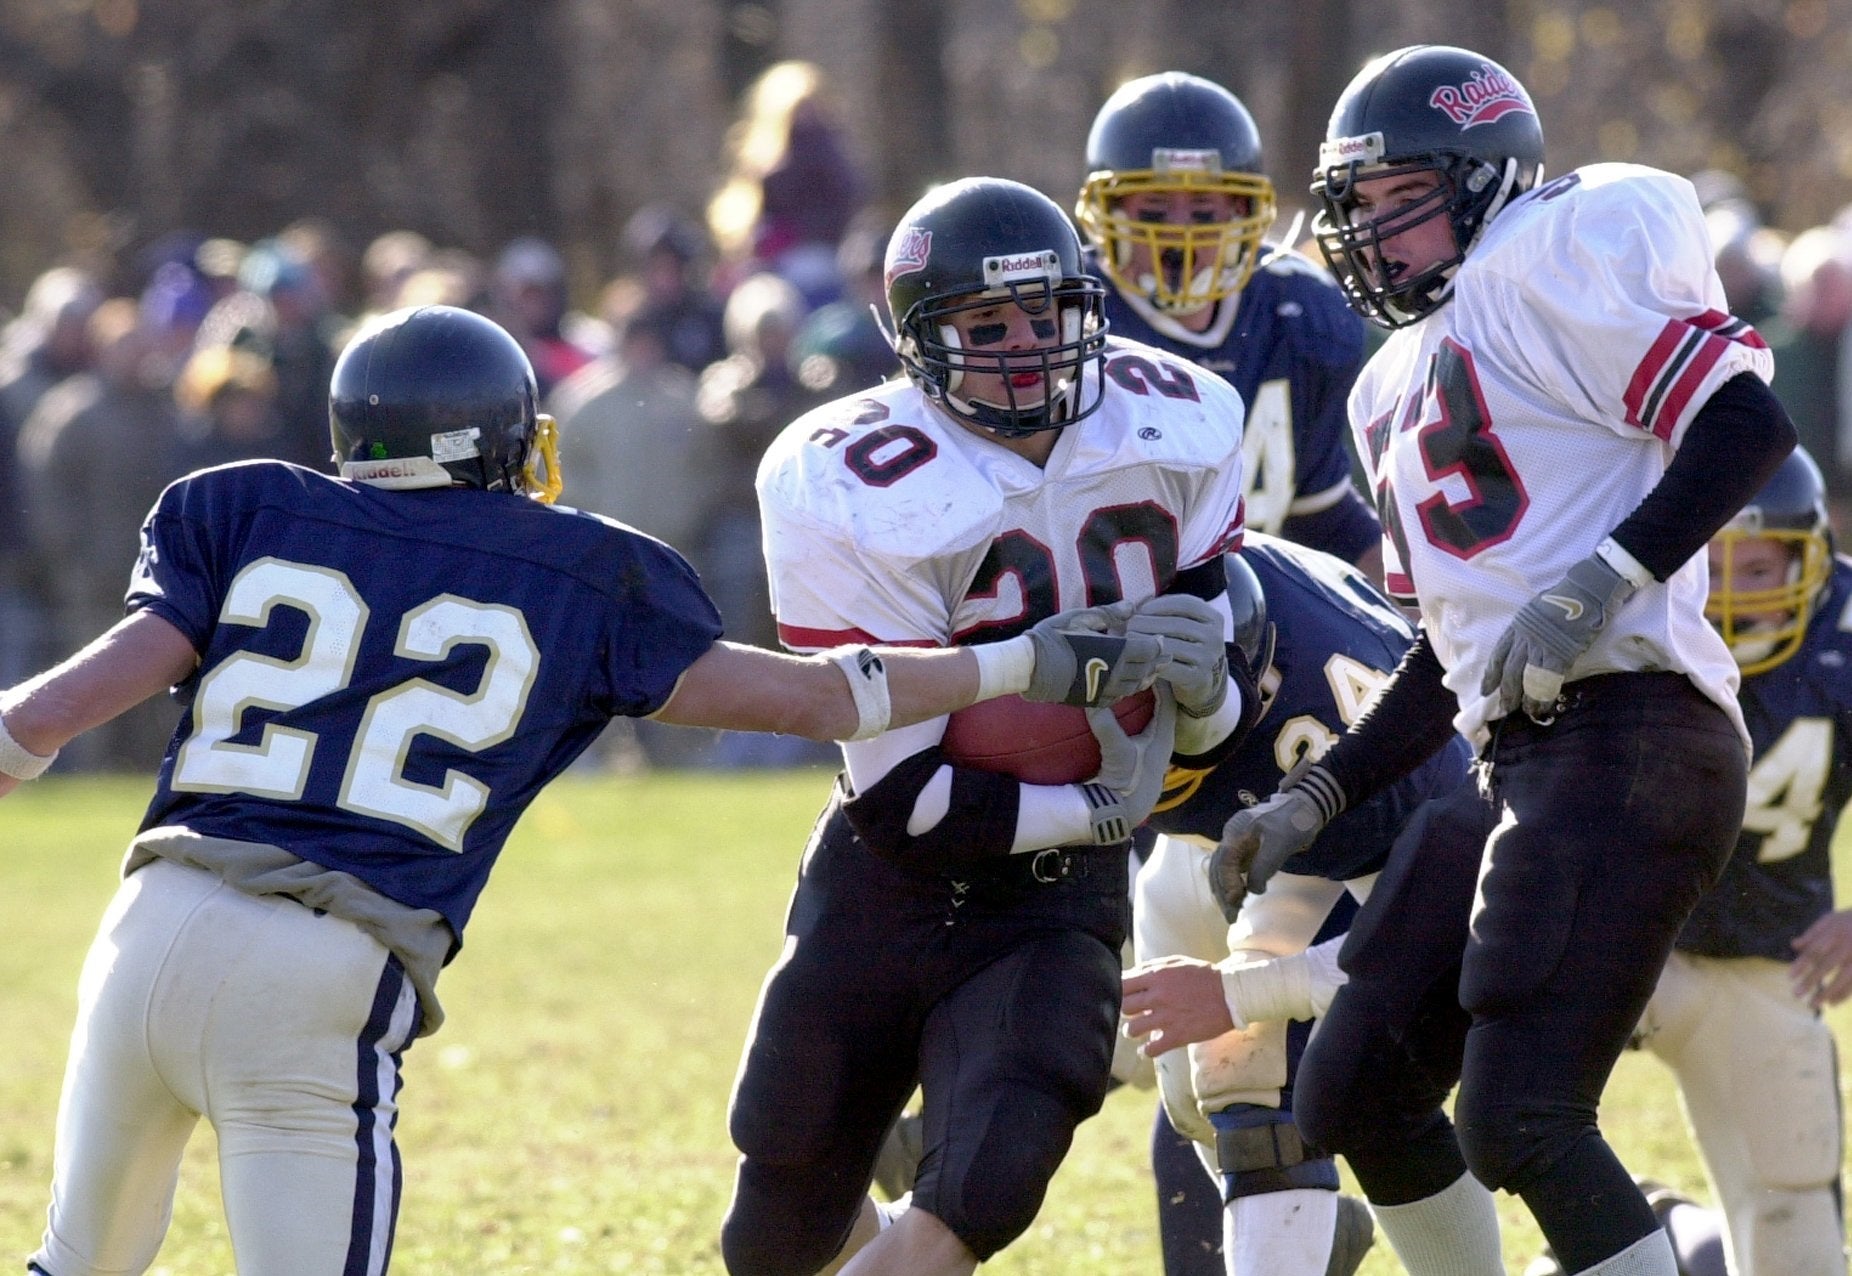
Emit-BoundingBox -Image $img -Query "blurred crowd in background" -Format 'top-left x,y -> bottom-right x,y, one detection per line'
3,59 -> 1852,775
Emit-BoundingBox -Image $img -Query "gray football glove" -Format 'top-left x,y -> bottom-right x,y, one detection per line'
1126,594 -> 1228,718
1481,553 -> 1637,722
1079,683 -> 1178,845
1023,602 -> 1161,707
1206,762 -> 1347,922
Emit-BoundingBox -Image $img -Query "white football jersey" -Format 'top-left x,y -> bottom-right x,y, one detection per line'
758,337 -> 1247,650
1350,163 -> 1768,746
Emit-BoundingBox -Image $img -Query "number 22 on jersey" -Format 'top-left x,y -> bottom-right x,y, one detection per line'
172,557 -> 540,852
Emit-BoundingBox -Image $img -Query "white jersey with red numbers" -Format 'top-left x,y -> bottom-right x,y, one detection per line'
1350,163 -> 1768,747
758,336 -> 1247,651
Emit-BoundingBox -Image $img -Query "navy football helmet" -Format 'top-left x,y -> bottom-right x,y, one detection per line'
1224,551 -> 1278,708
1076,73 -> 1278,312
1708,447 -> 1835,675
329,305 -> 561,501
883,177 -> 1108,438
1311,45 -> 1545,328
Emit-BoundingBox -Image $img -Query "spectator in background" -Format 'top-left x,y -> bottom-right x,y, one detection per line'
358,229 -> 435,319
1767,224 -> 1852,517
279,216 -> 360,324
0,266 -> 102,685
554,292 -> 705,555
224,238 -> 343,469
552,288 -> 715,770
16,298 -> 184,771
490,236 -> 596,397
170,345 -> 283,473
695,271 -> 836,768
623,204 -> 728,375
789,215 -> 898,399
1705,199 -> 1785,328
396,248 -> 488,312
707,60 -> 868,307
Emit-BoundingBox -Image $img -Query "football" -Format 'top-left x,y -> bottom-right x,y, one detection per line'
940,689 -> 1156,785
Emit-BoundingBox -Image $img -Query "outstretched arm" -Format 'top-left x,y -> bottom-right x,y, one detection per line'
0,611 -> 201,797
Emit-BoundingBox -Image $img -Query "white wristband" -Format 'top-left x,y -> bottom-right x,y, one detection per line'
972,634 -> 1037,701
825,646 -> 892,741
1594,536 -> 1653,592
0,711 -> 57,781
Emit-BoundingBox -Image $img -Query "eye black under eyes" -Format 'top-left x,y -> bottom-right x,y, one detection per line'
965,318 -> 1057,347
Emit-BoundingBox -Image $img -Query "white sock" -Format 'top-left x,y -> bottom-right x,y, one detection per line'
1224,1189 -> 1336,1275
1573,1228 -> 1676,1275
1371,1171 -> 1503,1275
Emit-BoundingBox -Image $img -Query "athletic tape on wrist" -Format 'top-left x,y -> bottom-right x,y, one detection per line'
1594,536 -> 1652,592
0,711 -> 57,781
825,646 -> 893,741
973,634 -> 1036,701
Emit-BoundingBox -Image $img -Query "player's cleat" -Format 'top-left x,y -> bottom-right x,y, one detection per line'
1326,1193 -> 1375,1276
870,1110 -> 923,1201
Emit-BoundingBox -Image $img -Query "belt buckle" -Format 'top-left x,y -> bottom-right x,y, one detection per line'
1030,848 -> 1068,884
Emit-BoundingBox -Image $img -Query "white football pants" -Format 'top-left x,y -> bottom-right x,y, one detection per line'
29,858 -> 421,1276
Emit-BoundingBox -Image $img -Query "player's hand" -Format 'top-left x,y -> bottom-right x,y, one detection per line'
1022,602 -> 1159,707
1790,910 -> 1852,1009
1081,683 -> 1177,844
1121,956 -> 1233,1058
1481,552 -> 1636,721
1205,762 -> 1345,921
1127,594 -> 1228,718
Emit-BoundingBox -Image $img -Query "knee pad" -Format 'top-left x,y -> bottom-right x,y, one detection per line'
721,1156 -> 862,1276
1209,1104 -> 1339,1200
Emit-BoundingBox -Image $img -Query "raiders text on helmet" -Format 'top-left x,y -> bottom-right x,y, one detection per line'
883,177 -> 1109,437
1310,45 -> 1545,328
330,305 -> 561,501
1076,72 -> 1277,313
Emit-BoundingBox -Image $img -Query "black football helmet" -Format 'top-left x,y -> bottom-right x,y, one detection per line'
329,305 -> 561,501
1223,552 -> 1278,708
1076,73 -> 1278,313
883,177 -> 1108,438
1311,45 -> 1545,328
1707,447 -> 1835,675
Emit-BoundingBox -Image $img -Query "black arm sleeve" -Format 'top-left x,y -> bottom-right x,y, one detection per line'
840,747 -> 1025,873
1316,627 -> 1459,809
1608,372 -> 1797,581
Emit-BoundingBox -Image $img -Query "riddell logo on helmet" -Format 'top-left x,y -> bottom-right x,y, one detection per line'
885,228 -> 932,288
347,458 -> 423,480
1428,65 -> 1532,128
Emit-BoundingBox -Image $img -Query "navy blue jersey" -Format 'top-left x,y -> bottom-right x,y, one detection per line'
1678,556 -> 1852,959
1090,246 -> 1369,552
126,460 -> 722,939
1148,534 -> 1471,880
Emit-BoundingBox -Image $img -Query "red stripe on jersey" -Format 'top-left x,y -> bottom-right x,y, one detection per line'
1654,333 -> 1729,440
775,622 -> 940,651
1690,308 -> 1768,348
1624,319 -> 1685,430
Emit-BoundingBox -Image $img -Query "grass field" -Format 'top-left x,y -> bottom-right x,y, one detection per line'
3,768 -> 1849,1274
